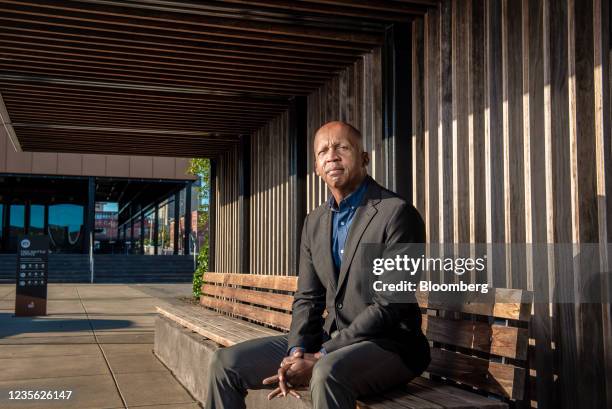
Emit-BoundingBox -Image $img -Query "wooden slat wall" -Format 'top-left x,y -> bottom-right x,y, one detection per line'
306,49 -> 384,212
412,1 -> 611,408
250,111 -> 291,275
214,145 -> 240,272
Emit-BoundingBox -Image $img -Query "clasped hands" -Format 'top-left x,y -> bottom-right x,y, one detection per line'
262,349 -> 323,400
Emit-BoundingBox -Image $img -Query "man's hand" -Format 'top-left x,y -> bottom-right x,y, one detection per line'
262,350 -> 323,400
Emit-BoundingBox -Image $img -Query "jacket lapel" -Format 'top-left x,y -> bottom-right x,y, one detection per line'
320,208 -> 337,293
335,181 -> 381,296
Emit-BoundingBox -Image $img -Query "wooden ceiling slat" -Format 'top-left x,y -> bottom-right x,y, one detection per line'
216,0 -> 436,12
0,79 -> 289,108
2,92 -> 283,115
0,57 -> 323,91
0,31 -> 351,69
0,24 -> 355,66
13,127 -> 244,140
0,41 -> 340,77
19,144 -> 227,158
0,69 -> 311,97
10,116 -> 262,133
2,99 -> 281,122
18,138 -> 238,149
0,51 -> 325,88
19,140 -> 237,151
15,122 -> 253,136
137,0 -> 429,21
18,145 -> 233,156
10,106 -> 264,122
0,82 -> 290,108
18,140 -> 234,153
10,116 -> 262,134
18,138 -> 234,148
19,132 -> 243,149
9,108 -> 263,125
0,72 -> 299,98
8,113 -> 270,130
1,1 -> 381,49
0,16 -> 363,58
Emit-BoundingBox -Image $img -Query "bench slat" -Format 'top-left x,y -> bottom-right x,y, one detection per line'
375,387 -> 445,408
157,305 -> 281,347
205,272 -> 297,292
359,377 -> 508,408
428,348 -> 526,400
201,283 -> 294,312
416,289 -> 532,321
410,378 -> 508,409
421,315 -> 528,360
201,295 -> 292,330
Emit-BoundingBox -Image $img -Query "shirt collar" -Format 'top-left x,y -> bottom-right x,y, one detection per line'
327,176 -> 370,212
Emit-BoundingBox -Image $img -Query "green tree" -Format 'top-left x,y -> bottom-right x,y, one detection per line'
188,158 -> 210,298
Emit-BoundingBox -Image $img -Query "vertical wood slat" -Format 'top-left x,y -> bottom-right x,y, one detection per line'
592,0 -> 612,407
306,50 -> 384,212
413,19 -> 426,215
568,1 -> 607,408
247,113 -> 291,275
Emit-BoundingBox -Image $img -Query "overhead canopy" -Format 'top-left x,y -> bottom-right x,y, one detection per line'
0,0 -> 434,157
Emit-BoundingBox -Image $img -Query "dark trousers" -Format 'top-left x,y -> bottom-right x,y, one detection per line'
204,335 -> 415,409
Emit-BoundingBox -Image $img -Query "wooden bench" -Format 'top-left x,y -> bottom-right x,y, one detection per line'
156,272 -> 532,409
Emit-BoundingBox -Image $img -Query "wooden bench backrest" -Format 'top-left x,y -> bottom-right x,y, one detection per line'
201,272 -> 532,401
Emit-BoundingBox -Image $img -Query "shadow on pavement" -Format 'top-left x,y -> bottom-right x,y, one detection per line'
0,312 -> 132,339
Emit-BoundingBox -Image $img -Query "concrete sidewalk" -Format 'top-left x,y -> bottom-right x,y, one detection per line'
0,283 -> 202,409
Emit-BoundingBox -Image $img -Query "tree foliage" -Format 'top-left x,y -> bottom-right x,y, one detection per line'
188,158 -> 210,298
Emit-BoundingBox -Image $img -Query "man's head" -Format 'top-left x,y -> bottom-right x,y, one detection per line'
313,121 -> 369,199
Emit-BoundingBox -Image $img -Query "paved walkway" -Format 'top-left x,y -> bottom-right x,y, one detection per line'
0,283 -> 202,409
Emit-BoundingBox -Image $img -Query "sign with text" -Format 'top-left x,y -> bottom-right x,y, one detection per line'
15,235 -> 49,316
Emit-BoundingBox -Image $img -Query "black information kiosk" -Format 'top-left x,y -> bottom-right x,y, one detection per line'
15,235 -> 49,316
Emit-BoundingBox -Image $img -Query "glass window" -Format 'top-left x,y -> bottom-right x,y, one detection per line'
126,219 -> 133,254
29,204 -> 45,236
0,203 -> 4,241
157,200 -> 175,255
8,204 -> 25,252
192,181 -> 204,252
94,202 -> 118,253
178,189 -> 186,255
48,204 -> 84,253
144,209 -> 155,255
133,216 -> 142,254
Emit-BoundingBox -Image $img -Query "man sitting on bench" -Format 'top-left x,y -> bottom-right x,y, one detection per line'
205,121 -> 430,409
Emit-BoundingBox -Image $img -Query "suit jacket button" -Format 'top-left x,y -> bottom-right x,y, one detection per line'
336,303 -> 343,310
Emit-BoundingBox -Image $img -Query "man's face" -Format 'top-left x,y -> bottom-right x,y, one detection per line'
313,124 -> 366,191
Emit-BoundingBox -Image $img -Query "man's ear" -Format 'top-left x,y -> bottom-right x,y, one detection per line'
362,152 -> 370,167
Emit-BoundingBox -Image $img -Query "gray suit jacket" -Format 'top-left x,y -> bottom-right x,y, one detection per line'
288,176 -> 430,375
